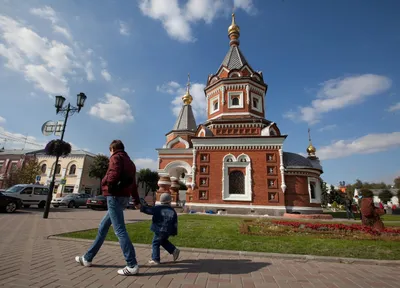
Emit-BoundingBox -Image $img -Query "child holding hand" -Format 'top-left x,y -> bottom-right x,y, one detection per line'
140,193 -> 180,264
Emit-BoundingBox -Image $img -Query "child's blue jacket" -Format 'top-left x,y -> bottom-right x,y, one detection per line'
140,204 -> 178,236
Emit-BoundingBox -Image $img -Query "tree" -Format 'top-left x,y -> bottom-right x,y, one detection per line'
137,169 -> 159,196
320,180 -> 329,206
88,154 -> 109,194
17,158 -> 41,184
394,176 -> 400,189
3,171 -> 20,188
379,189 -> 393,204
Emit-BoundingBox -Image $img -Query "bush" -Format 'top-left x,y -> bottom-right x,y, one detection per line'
361,189 -> 373,198
379,190 -> 393,204
45,139 -> 72,157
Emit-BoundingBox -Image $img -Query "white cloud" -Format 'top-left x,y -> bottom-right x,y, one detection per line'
88,93 -> 134,123
121,87 -> 135,93
157,80 -> 206,118
119,21 -> 130,36
101,69 -> 111,81
0,116 -> 6,124
318,124 -> 337,132
317,132 -> 400,160
0,126 -> 45,150
284,74 -> 392,124
53,25 -> 72,41
388,102 -> 400,112
138,0 -> 255,42
134,158 -> 158,171
0,12 -> 97,96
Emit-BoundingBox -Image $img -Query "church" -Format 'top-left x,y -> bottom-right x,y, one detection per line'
155,14 -> 324,215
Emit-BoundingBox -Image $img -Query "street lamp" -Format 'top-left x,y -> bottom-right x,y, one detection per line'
43,93 -> 87,219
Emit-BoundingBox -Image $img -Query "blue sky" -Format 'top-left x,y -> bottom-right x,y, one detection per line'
0,0 -> 399,186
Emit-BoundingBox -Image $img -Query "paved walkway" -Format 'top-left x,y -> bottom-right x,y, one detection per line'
0,208 -> 399,288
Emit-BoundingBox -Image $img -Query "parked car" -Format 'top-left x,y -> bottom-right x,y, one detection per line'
0,189 -> 5,193
2,184 -> 49,208
51,193 -> 92,208
86,195 -> 107,210
0,192 -> 23,213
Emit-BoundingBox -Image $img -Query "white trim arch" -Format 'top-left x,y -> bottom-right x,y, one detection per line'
222,153 -> 252,201
66,161 -> 78,175
159,160 -> 193,180
165,137 -> 190,149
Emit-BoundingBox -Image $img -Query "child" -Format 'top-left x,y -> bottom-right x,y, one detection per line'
140,193 -> 180,264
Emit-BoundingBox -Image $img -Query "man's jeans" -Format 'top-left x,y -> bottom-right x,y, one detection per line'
346,207 -> 355,220
84,196 -> 137,267
151,233 -> 176,262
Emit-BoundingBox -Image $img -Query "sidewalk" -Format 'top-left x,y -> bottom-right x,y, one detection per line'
0,208 -> 398,288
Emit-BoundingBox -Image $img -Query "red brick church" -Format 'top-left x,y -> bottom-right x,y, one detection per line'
155,14 -> 323,215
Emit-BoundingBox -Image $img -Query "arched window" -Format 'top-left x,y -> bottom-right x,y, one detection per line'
226,158 -> 233,162
213,101 -> 218,111
231,97 -> 239,106
229,171 -> 245,194
40,164 -> 47,174
55,164 -> 61,175
252,98 -> 259,109
309,182 -> 316,199
69,164 -> 76,175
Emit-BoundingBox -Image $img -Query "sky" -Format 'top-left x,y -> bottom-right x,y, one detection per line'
0,0 -> 399,187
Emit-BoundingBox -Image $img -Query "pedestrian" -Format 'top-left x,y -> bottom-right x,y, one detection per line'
75,140 -> 141,276
360,189 -> 385,231
345,195 -> 355,220
140,193 -> 180,264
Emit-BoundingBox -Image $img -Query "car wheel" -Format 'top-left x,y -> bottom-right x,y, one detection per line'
53,205 -> 59,208
68,201 -> 75,208
74,205 -> 80,208
38,201 -> 46,209
5,202 -> 17,213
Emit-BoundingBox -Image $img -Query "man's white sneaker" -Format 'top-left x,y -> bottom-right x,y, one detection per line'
148,259 -> 160,265
75,256 -> 92,267
117,265 -> 139,276
173,248 -> 180,261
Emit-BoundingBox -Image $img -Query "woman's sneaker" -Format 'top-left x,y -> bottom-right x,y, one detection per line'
148,259 -> 160,265
117,265 -> 139,276
75,256 -> 92,267
173,248 -> 180,261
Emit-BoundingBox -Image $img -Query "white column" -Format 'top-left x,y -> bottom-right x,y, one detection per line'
221,86 -> 225,104
191,149 -> 197,189
279,148 -> 286,193
246,85 -> 250,105
74,168 -> 83,193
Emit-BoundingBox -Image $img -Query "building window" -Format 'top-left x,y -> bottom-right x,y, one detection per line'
251,93 -> 263,113
55,164 -> 61,175
229,171 -> 245,194
266,154 -> 275,162
267,167 -> 275,175
228,91 -> 244,108
268,192 -> 278,202
199,178 -> 208,187
268,179 -> 275,188
308,177 -> 321,204
199,190 -> 208,200
41,164 -> 47,174
200,154 -> 209,162
200,165 -> 208,174
210,96 -> 219,114
63,186 -> 74,194
69,164 -> 76,175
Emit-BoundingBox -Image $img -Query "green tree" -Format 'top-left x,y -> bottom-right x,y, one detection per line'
137,168 -> 159,196
88,154 -> 109,194
379,189 -> 393,204
3,171 -> 20,188
17,158 -> 41,184
320,180 -> 329,206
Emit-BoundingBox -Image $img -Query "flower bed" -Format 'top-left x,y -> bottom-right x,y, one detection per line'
240,219 -> 400,241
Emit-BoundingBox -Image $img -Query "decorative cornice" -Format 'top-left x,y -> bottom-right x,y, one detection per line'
207,112 -> 264,120
159,155 -> 192,159
208,123 -> 265,129
156,148 -> 193,155
192,137 -> 285,150
206,82 -> 266,99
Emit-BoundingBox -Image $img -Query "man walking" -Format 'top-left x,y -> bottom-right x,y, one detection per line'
75,140 -> 141,276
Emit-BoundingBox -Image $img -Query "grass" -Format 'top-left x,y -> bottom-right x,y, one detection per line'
60,214 -> 400,260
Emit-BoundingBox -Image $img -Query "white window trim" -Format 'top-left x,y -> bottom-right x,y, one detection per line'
251,93 -> 263,113
308,177 -> 321,204
210,96 -> 220,114
228,91 -> 244,109
222,153 -> 252,201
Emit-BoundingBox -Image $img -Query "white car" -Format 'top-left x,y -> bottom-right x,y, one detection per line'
2,184 -> 49,208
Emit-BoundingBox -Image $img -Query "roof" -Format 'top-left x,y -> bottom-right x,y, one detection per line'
0,149 -> 38,155
26,149 -> 97,157
283,152 -> 314,168
172,104 -> 197,132
220,45 -> 249,70
355,189 -> 398,196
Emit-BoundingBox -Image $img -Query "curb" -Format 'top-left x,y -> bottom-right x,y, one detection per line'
48,235 -> 400,267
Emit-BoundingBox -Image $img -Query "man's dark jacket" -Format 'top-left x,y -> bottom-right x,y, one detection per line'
101,150 -> 139,204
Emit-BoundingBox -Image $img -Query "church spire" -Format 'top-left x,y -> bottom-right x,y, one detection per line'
306,128 -> 317,157
181,73 -> 193,105
228,13 -> 240,46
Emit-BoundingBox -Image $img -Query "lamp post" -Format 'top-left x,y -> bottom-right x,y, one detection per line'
43,92 -> 87,219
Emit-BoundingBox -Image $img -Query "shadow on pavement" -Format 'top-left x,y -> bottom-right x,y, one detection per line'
93,259 -> 270,276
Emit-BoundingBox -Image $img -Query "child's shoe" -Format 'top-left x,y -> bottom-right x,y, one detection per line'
148,259 -> 160,265
173,248 -> 180,261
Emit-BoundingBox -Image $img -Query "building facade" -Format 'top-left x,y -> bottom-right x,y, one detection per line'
34,150 -> 100,197
0,149 -> 37,189
156,14 -> 324,215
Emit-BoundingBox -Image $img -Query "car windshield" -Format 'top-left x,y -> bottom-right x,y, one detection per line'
5,185 -> 25,193
0,192 -> 3,196
64,194 -> 75,198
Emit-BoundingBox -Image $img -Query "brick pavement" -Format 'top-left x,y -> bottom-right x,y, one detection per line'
0,208 -> 399,288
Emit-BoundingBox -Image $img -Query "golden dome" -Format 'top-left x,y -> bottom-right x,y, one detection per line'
307,144 -> 316,154
182,73 -> 193,105
228,13 -> 240,36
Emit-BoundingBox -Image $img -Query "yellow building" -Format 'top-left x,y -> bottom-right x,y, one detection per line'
35,150 -> 100,197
